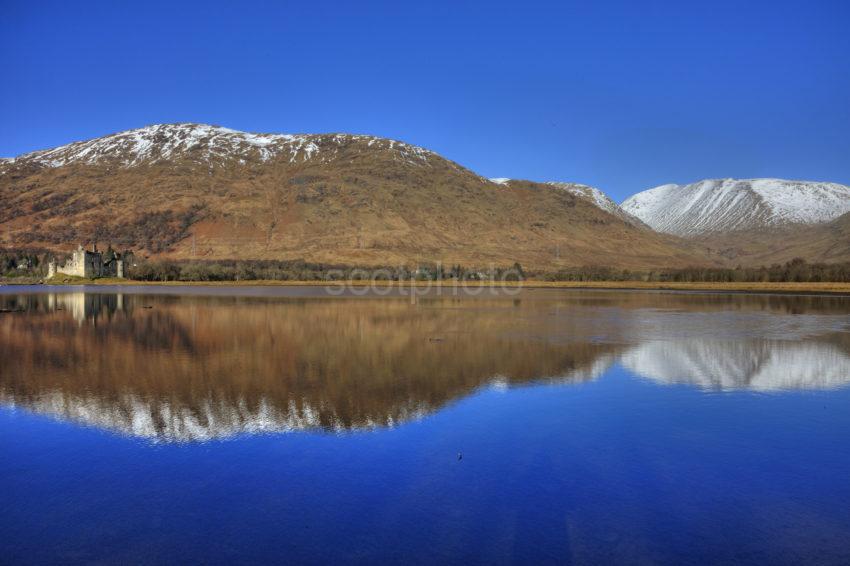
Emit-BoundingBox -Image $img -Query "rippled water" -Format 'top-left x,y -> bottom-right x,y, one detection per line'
2,286 -> 850,564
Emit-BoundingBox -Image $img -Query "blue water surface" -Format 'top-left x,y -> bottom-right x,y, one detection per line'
2,287 -> 850,564
3,367 -> 850,565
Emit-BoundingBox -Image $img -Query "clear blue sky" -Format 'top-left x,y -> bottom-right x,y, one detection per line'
2,0 -> 848,201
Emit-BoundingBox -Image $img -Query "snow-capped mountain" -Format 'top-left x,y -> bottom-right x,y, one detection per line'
621,178 -> 850,236
6,123 -> 437,169
546,182 -> 645,225
2,124 -> 700,268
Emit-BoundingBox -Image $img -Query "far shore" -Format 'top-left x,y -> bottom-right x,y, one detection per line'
3,277 -> 850,295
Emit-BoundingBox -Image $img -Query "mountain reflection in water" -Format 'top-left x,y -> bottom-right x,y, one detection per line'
1,289 -> 849,441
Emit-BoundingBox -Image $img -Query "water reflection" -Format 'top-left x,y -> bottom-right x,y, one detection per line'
1,289 -> 849,440
622,339 -> 850,391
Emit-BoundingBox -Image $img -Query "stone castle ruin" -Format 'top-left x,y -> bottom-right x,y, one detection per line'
48,244 -> 127,279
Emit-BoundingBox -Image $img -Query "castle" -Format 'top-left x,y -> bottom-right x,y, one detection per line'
48,244 -> 126,279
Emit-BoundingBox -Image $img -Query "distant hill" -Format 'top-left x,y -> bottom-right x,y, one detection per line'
0,123 -> 709,269
622,178 -> 850,236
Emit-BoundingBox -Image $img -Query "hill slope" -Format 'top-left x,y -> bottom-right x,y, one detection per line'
0,124 -> 709,269
700,211 -> 850,265
622,178 -> 850,237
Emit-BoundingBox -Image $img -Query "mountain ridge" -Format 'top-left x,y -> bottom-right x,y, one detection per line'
0,123 -> 709,269
5,125 -> 850,268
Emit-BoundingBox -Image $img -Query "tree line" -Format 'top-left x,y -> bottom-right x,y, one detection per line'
0,248 -> 49,280
3,247 -> 850,283
129,260 -> 525,282
535,258 -> 850,283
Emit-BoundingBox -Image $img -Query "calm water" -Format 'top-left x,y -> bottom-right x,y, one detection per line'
2,286 -> 850,565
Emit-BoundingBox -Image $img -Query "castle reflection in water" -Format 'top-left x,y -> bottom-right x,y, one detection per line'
2,288 -> 849,441
47,292 -> 128,324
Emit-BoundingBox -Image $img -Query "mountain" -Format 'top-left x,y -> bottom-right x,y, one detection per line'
0,123 -> 709,269
622,178 -> 850,237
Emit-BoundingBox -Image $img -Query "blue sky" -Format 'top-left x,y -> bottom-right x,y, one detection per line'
2,0 -> 848,201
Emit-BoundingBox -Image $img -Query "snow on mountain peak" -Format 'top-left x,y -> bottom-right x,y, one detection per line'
546,181 -> 645,226
9,123 -> 437,169
622,178 -> 850,236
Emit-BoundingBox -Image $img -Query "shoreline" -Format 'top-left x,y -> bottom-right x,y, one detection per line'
4,278 -> 850,295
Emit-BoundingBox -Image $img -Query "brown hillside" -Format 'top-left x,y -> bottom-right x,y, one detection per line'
700,212 -> 850,266
0,123 -> 713,269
